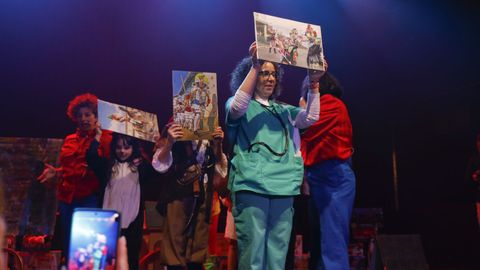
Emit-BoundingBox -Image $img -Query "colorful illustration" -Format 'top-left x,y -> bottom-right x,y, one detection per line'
0,137 -> 63,236
172,71 -> 218,141
254,12 -> 325,71
98,99 -> 160,142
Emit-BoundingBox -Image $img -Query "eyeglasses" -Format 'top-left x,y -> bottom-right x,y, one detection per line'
258,70 -> 278,79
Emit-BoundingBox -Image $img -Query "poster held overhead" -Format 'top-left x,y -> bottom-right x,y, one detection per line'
98,99 -> 160,142
254,12 -> 325,71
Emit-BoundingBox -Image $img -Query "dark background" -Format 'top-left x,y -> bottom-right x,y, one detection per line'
1,0 -> 480,268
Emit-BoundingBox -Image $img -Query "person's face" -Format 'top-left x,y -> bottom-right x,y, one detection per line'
255,62 -> 277,99
309,76 -> 320,90
197,81 -> 206,88
115,139 -> 133,162
76,107 -> 97,132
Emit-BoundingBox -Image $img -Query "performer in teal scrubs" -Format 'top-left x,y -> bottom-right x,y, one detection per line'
225,42 -> 324,270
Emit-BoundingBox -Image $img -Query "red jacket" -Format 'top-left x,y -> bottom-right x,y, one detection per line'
301,94 -> 353,167
57,129 -> 112,203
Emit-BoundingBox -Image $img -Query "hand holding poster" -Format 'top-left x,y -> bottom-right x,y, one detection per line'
98,99 -> 160,142
172,70 -> 218,141
254,12 -> 325,71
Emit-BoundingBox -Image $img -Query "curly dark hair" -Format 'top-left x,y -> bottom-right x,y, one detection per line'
229,56 -> 284,100
66,93 -> 98,122
301,72 -> 343,100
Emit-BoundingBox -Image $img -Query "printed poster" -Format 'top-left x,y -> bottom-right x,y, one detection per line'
98,99 -> 160,142
254,12 -> 325,71
172,71 -> 218,140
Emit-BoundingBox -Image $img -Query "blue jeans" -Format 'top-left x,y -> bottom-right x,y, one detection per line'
58,194 -> 98,260
307,159 -> 356,270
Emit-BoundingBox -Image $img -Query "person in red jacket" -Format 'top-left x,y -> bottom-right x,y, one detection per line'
38,93 -> 112,262
299,73 -> 356,270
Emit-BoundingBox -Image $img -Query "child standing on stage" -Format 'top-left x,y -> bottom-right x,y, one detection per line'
86,127 -> 159,270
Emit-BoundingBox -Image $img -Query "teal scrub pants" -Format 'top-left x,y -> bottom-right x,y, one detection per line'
233,191 -> 294,270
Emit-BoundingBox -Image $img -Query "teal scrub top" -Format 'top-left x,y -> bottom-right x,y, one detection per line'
225,97 -> 305,196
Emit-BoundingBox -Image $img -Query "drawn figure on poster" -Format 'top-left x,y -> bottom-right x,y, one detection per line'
289,28 -> 300,44
107,107 -> 155,141
305,24 -> 323,69
281,28 -> 300,65
173,71 -> 218,140
305,24 -> 316,42
207,93 -> 218,132
194,112 -> 201,132
267,25 -> 278,54
190,73 -> 211,132
118,107 -> 148,136
108,113 -> 126,123
175,97 -> 189,130
180,92 -> 193,131
276,34 -> 287,58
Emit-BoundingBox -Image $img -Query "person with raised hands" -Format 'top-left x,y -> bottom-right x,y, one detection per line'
299,71 -> 356,270
225,42 -> 324,270
152,122 -> 227,270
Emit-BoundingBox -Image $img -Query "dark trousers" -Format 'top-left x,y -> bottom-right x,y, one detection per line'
58,194 -> 98,262
121,209 -> 144,270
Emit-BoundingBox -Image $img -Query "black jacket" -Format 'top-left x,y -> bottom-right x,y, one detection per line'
85,140 -> 158,217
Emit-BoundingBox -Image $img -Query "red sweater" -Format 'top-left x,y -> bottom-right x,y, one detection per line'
300,94 -> 353,167
57,129 -> 112,203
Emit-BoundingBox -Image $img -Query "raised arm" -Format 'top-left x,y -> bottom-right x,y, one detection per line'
294,77 -> 320,129
152,123 -> 183,173
210,126 -> 228,195
211,126 -> 228,178
294,67 -> 327,129
227,42 -> 260,120
85,124 -> 109,178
